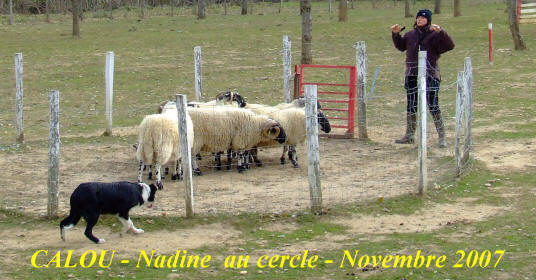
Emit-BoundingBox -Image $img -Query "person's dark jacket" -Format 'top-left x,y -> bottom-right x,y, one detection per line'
392,26 -> 455,80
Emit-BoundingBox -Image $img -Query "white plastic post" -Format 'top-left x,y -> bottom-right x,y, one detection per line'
105,51 -> 114,136
283,35 -> 292,103
47,90 -> 60,217
194,46 -> 203,101
176,94 -> 194,218
14,53 -> 24,143
356,41 -> 368,139
488,23 -> 493,66
455,71 -> 465,177
417,51 -> 427,195
305,85 -> 322,214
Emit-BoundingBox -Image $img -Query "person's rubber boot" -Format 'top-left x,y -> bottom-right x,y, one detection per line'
395,113 -> 416,144
433,112 -> 447,148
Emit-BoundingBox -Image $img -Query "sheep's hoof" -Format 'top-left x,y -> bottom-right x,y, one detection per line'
238,168 -> 245,173
156,181 -> 164,190
165,167 -> 169,175
215,164 -> 222,171
255,161 -> 263,167
171,174 -> 179,181
280,158 -> 286,165
194,169 -> 202,176
148,173 -> 153,180
291,161 -> 299,168
196,154 -> 202,160
225,165 -> 231,171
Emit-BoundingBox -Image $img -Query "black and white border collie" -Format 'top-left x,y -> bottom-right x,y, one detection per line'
60,181 -> 157,244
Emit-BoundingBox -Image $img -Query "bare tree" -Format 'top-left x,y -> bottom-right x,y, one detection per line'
241,0 -> 247,15
140,0 -> 146,19
434,0 -> 441,14
301,0 -> 312,64
198,0 -> 206,19
405,0 -> 411,18
372,0 -> 377,9
339,0 -> 347,22
46,0 -> 50,22
72,0 -> 80,36
9,0 -> 13,25
453,0 -> 461,17
507,0 -> 527,50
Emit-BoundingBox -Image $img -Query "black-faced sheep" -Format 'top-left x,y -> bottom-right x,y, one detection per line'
187,106 -> 287,173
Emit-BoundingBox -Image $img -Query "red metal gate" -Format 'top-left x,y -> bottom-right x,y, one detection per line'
295,64 -> 356,138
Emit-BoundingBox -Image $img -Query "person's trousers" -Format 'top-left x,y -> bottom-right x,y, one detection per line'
404,76 -> 441,115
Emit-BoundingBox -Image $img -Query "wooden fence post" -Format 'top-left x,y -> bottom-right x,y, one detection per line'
176,94 -> 195,218
305,85 -> 323,214
194,46 -> 203,101
462,57 -> 473,164
417,51 -> 427,195
105,51 -> 114,136
455,71 -> 465,177
47,90 -> 60,217
283,35 -> 293,103
356,41 -> 368,139
14,53 -> 24,143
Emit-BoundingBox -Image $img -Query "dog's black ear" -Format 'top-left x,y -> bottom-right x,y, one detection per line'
149,184 -> 158,193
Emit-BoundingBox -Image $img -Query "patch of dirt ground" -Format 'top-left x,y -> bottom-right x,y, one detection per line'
331,199 -> 509,235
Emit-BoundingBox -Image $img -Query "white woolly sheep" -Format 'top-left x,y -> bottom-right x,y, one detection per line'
136,101 -> 194,189
187,106 -> 287,173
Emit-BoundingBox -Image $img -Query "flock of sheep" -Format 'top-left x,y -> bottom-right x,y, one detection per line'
135,91 -> 332,190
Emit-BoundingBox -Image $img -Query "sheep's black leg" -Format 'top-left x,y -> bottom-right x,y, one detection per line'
192,156 -> 202,176
137,160 -> 144,183
215,152 -> 223,171
155,164 -> 164,190
226,149 -> 233,170
280,146 -> 288,165
250,146 -> 263,167
290,145 -> 299,168
196,153 -> 202,161
147,165 -> 153,180
237,151 -> 246,173
171,160 -> 181,180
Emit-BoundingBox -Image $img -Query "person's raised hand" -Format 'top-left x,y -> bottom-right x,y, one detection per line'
431,24 -> 441,32
391,24 -> 402,33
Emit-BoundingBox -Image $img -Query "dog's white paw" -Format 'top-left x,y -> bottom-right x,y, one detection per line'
133,228 -> 144,234
98,238 -> 106,244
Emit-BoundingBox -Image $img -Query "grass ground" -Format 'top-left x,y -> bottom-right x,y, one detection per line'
1,0 -> 535,279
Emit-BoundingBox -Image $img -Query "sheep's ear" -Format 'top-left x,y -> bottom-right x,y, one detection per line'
266,125 -> 281,139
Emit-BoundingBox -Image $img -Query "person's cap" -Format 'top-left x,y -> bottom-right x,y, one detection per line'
416,9 -> 432,24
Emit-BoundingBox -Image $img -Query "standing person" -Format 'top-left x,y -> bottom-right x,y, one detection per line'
391,9 -> 455,147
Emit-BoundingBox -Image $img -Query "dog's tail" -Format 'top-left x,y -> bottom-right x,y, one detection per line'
59,209 -> 81,241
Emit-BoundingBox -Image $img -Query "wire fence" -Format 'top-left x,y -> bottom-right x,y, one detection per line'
0,42 -> 473,219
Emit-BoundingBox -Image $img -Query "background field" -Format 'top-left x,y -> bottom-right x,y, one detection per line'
1,0 -> 536,279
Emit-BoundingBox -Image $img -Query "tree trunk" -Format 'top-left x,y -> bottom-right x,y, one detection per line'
339,0 -> 347,22
434,0 -> 441,14
453,0 -> 461,17
198,0 -> 205,18
71,0 -> 80,37
140,0 -> 145,18
507,0 -> 527,50
9,0 -> 13,25
405,0 -> 411,18
241,0 -> 247,15
301,0 -> 312,64
108,0 -> 113,19
372,0 -> 376,9
46,0 -> 50,22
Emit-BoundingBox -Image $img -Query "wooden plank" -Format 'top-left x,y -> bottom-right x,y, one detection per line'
305,85 -> 323,214
520,8 -> 536,13
194,46 -> 202,101
14,53 -> 24,143
282,35 -> 292,103
520,18 -> 536,23
356,41 -> 368,140
520,14 -> 536,18
521,3 -> 536,7
176,94 -> 195,218
455,72 -> 465,177
48,90 -> 60,217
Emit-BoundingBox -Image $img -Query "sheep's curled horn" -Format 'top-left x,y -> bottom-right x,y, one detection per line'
262,120 -> 281,139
